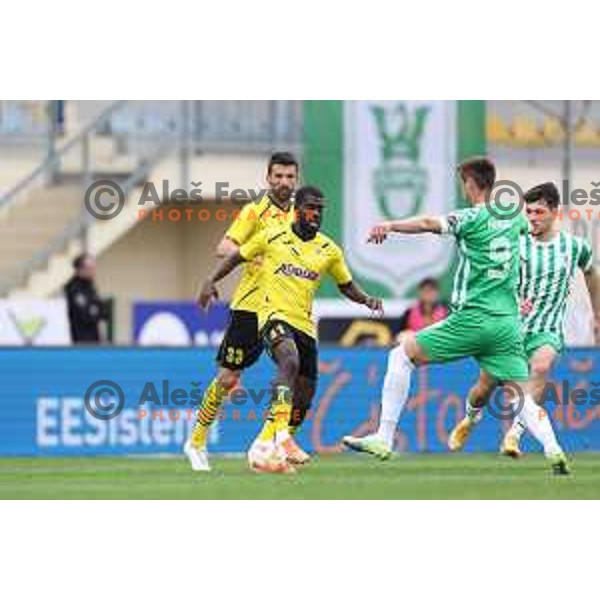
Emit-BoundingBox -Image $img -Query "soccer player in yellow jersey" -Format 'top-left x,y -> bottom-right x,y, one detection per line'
184,152 -> 298,471
197,186 -> 383,473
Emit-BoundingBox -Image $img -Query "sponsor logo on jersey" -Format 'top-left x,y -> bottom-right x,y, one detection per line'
274,263 -> 320,281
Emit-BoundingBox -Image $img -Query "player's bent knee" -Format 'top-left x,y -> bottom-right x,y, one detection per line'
217,369 -> 240,391
397,332 -> 417,360
530,346 -> 556,380
530,359 -> 552,379
400,333 -> 429,365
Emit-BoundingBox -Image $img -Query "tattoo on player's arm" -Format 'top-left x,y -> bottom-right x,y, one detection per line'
210,251 -> 245,284
216,236 -> 240,258
338,281 -> 366,303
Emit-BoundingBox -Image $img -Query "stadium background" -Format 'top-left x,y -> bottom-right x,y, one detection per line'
1,100 -> 598,458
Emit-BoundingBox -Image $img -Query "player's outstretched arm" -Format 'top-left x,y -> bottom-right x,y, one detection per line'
338,281 -> 384,317
197,251 -> 246,310
584,266 -> 600,344
367,216 -> 444,244
216,236 -> 240,258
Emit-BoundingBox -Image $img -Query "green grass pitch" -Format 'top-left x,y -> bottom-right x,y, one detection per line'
2,453 -> 599,499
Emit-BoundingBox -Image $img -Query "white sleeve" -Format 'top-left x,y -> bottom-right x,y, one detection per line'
438,216 -> 451,235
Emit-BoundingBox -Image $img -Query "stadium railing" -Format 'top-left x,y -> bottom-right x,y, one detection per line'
0,101 -> 303,297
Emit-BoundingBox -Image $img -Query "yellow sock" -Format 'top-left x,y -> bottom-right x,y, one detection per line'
258,420 -> 276,442
190,379 -> 227,448
272,385 -> 293,442
256,385 -> 292,443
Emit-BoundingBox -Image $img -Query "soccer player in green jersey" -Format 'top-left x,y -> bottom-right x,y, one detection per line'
343,158 -> 570,473
449,182 -> 600,465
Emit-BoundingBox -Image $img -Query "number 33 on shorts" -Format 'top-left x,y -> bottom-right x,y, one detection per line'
225,346 -> 244,366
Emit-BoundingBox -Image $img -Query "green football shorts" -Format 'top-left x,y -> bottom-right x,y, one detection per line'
523,331 -> 564,360
415,310 -> 529,382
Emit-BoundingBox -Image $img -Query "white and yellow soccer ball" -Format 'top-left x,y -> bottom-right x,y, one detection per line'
247,440 -> 294,474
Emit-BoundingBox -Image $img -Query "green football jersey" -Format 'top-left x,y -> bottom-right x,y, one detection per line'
442,202 -> 528,316
520,230 -> 594,335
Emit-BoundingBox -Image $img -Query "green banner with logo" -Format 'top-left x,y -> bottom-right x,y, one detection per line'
303,100 -> 486,302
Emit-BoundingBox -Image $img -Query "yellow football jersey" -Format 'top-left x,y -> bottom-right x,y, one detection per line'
239,225 -> 352,339
225,195 -> 294,312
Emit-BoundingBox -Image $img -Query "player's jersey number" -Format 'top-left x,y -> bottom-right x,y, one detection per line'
488,237 -> 512,279
225,346 -> 244,366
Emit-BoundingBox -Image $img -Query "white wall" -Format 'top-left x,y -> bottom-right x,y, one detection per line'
95,201 -> 242,344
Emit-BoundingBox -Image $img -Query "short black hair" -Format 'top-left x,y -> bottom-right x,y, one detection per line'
72,253 -> 90,270
524,182 -> 560,210
458,157 -> 496,190
418,277 -> 439,290
295,185 -> 324,206
268,151 -> 299,174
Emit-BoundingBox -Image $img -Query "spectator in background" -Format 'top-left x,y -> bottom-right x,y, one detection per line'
398,277 -> 448,333
64,254 -> 108,343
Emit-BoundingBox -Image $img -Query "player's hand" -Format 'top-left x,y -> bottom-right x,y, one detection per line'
365,296 -> 384,317
367,223 -> 391,244
197,281 -> 219,310
521,298 -> 533,316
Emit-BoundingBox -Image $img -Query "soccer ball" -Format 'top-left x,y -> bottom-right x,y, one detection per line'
247,440 -> 279,467
247,440 -> 293,474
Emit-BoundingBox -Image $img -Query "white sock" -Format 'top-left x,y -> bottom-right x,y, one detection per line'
375,344 -> 414,447
465,397 -> 484,424
507,413 -> 526,440
516,394 -> 562,457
